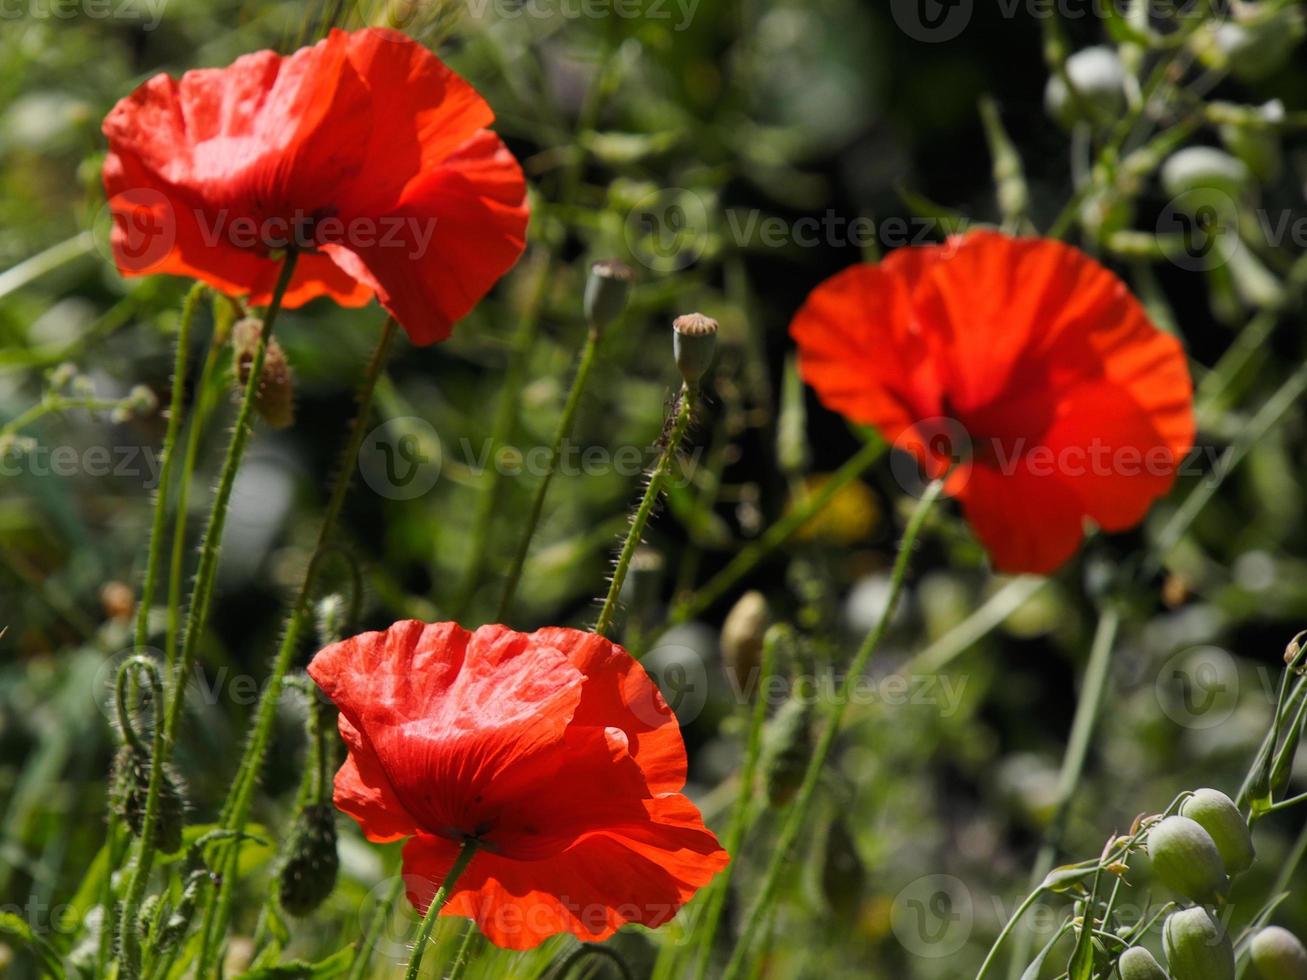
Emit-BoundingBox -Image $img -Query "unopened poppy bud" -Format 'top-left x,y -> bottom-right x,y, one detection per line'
1118,946 -> 1168,980
763,678 -> 815,807
1161,148 -> 1252,214
315,594 -> 348,648
1180,789 -> 1254,875
233,317 -> 295,429
821,816 -> 865,921
720,591 -> 769,695
278,802 -> 340,916
111,744 -> 185,855
1250,926 -> 1307,980
1285,631 -> 1307,672
1045,46 -> 1127,129
672,313 -> 718,386
583,260 -> 633,332
1164,908 -> 1235,980
1146,815 -> 1229,904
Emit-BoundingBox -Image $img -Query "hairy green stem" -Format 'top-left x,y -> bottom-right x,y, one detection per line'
115,252 -> 299,978
594,383 -> 697,638
348,875 -> 406,980
405,842 -> 479,980
496,323 -> 604,620
198,316 -> 398,973
719,480 -> 943,980
134,282 -> 204,655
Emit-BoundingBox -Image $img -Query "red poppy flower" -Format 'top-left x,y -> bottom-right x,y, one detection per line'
101,28 -> 528,346
791,230 -> 1194,574
307,621 -> 728,949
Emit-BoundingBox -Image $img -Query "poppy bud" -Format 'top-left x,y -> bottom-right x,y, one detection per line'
1179,789 -> 1254,875
111,744 -> 185,855
315,593 -> 348,648
1146,816 -> 1229,905
763,678 -> 815,807
720,591 -> 769,696
1163,908 -> 1235,980
821,815 -> 865,922
1285,630 -> 1307,673
233,317 -> 295,429
1161,148 -> 1251,214
1118,946 -> 1168,980
672,313 -> 718,386
278,802 -> 340,916
1249,926 -> 1307,980
583,260 -> 634,332
1044,47 -> 1127,129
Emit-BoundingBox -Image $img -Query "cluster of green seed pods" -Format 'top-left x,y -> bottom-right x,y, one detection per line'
1115,788 -> 1307,980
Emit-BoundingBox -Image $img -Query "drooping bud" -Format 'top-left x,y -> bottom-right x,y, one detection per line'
232,317 -> 295,429
1163,908 -> 1234,980
1118,946 -> 1169,980
1146,815 -> 1229,905
278,802 -> 340,916
720,591 -> 769,696
111,744 -> 185,855
1044,47 -> 1127,130
763,677 -> 815,808
672,313 -> 718,386
583,260 -> 633,332
1285,630 -> 1307,673
1249,926 -> 1307,980
314,593 -> 348,648
1180,789 -> 1254,875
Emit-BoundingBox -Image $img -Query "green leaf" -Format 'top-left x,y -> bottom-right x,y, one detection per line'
231,946 -> 354,980
0,911 -> 68,979
1021,922 -> 1072,980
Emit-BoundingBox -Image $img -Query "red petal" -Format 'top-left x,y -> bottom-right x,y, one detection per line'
957,459 -> 1087,575
332,713 -> 419,843
402,794 -> 728,949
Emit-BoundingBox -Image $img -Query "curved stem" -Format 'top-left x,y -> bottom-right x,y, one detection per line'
496,324 -> 603,621
115,252 -> 299,978
134,282 -> 204,655
719,480 -> 943,980
974,888 -> 1051,980
198,317 -> 398,973
594,383 -> 696,639
405,842 -> 479,980
688,625 -> 782,980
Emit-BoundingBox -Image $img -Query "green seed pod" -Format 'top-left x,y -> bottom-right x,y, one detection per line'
1250,926 -> 1307,980
1164,908 -> 1234,980
111,744 -> 185,855
1179,789 -> 1254,875
762,678 -> 815,808
1209,13 -> 1305,83
720,591 -> 769,696
1045,46 -> 1127,129
672,313 -> 718,386
821,816 -> 865,922
1160,148 -> 1251,216
1146,816 -> 1229,904
583,260 -> 634,332
1119,946 -> 1169,980
278,802 -> 340,916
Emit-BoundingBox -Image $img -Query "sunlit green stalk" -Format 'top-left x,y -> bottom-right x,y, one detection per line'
115,252 -> 299,978
198,317 -> 398,973
134,282 -> 204,655
594,383 -> 697,638
496,323 -> 604,620
347,875 -> 405,980
688,625 -> 782,980
405,842 -> 479,980
719,480 -> 943,980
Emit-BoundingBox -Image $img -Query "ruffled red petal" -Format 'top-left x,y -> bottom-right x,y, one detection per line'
790,230 -> 1194,574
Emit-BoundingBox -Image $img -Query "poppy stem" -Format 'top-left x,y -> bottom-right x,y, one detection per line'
718,479 -> 943,980
594,382 -> 697,639
496,322 -> 605,621
117,251 -> 299,978
404,841 -> 479,980
134,281 -> 204,659
197,316 -> 399,974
